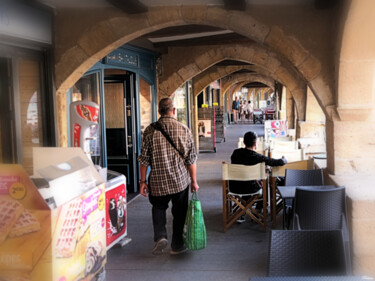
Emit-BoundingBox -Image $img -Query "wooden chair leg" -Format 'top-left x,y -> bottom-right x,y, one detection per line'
223,180 -> 228,232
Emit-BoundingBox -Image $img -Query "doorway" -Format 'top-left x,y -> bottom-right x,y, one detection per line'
104,69 -> 139,194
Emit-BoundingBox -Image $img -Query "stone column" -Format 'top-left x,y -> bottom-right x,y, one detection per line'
286,89 -> 295,129
328,119 -> 375,275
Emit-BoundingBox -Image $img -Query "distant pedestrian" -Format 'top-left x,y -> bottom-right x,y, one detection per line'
232,96 -> 239,123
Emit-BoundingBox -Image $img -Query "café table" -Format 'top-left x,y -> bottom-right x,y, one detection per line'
278,185 -> 335,229
250,276 -> 373,281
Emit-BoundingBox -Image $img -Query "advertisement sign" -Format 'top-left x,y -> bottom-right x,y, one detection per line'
70,101 -> 100,157
198,120 -> 211,138
0,165 -> 51,281
52,184 -> 106,281
105,183 -> 127,249
265,120 -> 288,142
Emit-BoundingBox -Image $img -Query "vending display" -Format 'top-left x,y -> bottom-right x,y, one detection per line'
70,100 -> 100,158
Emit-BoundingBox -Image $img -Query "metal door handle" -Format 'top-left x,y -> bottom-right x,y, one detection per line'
124,98 -> 129,156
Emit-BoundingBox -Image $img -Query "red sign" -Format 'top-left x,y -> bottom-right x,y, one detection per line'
76,104 -> 99,122
105,184 -> 126,248
73,123 -> 81,147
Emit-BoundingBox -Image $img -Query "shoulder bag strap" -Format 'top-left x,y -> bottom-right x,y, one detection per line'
151,122 -> 185,160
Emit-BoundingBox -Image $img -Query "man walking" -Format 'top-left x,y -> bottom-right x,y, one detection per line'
138,98 -> 199,255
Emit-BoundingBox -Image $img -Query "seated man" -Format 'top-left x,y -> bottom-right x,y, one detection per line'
230,131 -> 286,222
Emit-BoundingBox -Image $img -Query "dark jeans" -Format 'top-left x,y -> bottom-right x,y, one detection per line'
148,187 -> 189,250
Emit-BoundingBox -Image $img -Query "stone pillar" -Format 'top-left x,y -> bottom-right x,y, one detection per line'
56,90 -> 68,147
329,119 -> 375,275
335,0 -> 375,274
286,89 -> 295,129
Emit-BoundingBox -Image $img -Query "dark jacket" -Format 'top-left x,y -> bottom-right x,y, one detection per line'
230,148 -> 285,194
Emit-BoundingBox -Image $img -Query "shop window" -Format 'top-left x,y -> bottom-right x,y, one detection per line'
173,85 -> 188,125
72,72 -> 101,105
18,58 -> 44,173
70,72 -> 101,164
139,77 -> 152,133
0,57 -> 15,164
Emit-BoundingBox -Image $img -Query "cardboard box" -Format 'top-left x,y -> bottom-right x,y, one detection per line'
0,148 -> 107,281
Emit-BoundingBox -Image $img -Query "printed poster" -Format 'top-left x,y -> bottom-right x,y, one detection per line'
198,120 -> 211,138
264,120 -> 288,142
105,183 -> 127,249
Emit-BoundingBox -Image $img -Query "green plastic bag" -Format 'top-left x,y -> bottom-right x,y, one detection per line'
184,192 -> 207,250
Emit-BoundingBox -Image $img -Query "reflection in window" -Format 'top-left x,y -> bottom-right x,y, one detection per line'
173,85 -> 187,125
27,92 -> 40,144
139,77 -> 152,133
18,59 -> 43,174
72,72 -> 100,105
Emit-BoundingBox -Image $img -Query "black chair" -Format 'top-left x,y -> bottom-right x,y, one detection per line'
268,230 -> 348,277
292,186 -> 351,273
283,168 -> 324,228
285,168 -> 324,186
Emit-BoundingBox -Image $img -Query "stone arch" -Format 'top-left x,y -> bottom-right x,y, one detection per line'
221,73 -> 275,97
193,64 -> 272,96
55,5 -> 333,119
193,65 -> 251,96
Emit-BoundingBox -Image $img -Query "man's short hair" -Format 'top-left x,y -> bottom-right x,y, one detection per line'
159,98 -> 174,115
244,131 -> 257,147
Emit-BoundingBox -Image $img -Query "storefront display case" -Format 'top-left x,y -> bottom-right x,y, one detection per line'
0,147 -> 107,281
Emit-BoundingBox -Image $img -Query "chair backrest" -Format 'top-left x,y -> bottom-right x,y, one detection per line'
237,138 -> 268,155
271,149 -> 305,163
222,162 -> 267,181
270,136 -> 293,142
268,230 -> 347,276
294,186 -> 346,230
272,140 -> 298,151
272,159 -> 314,177
285,168 -> 324,186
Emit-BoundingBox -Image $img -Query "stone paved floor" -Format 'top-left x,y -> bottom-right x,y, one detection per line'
106,124 -> 277,281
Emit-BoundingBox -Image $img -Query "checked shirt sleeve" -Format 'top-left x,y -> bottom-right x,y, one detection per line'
137,126 -> 153,167
184,129 -> 197,167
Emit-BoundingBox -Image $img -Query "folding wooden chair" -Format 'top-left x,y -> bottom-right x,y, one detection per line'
222,162 -> 268,232
270,159 -> 314,227
270,148 -> 306,162
272,140 -> 298,151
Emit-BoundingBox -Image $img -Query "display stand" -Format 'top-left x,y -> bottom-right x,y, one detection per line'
0,147 -> 107,281
198,107 -> 216,152
215,106 -> 225,143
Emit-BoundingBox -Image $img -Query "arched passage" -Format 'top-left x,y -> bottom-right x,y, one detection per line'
160,43 -> 307,120
221,73 -> 275,96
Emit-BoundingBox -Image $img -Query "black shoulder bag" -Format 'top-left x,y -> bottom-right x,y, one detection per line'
150,122 -> 185,161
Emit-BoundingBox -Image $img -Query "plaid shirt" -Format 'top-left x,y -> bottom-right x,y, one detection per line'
138,116 -> 197,196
